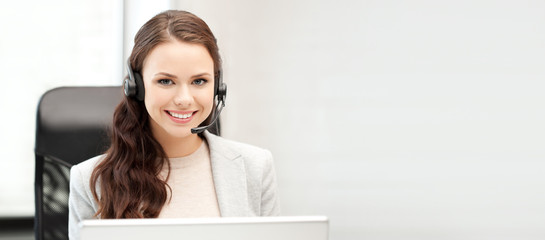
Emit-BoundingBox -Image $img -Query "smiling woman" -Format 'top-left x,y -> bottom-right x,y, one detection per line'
67,10 -> 279,240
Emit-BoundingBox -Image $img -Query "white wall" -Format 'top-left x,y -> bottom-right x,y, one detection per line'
173,0 -> 545,239
0,0 -> 123,216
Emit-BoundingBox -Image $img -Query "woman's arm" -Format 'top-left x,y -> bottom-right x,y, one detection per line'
260,150 -> 280,216
68,162 -> 97,240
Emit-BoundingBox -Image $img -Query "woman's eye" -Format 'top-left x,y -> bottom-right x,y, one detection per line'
158,79 -> 173,85
193,79 -> 208,86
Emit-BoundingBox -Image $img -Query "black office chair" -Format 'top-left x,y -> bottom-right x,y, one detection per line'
34,86 -> 122,240
34,86 -> 221,240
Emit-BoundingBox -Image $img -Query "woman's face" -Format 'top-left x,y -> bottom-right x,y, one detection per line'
141,40 -> 215,142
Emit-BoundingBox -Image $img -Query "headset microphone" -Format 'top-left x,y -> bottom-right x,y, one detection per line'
191,93 -> 226,134
191,82 -> 227,134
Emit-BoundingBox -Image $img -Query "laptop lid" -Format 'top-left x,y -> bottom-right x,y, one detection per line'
78,216 -> 329,240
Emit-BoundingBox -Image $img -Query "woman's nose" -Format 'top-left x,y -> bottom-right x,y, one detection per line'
173,85 -> 193,107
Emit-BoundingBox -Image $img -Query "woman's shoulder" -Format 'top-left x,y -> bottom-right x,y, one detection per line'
204,131 -> 276,181
71,154 -> 106,179
204,131 -> 272,159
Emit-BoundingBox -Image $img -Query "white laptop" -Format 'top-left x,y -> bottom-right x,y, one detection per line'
78,216 -> 328,240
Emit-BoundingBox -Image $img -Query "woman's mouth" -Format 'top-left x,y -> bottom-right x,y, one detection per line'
168,111 -> 193,119
166,110 -> 196,123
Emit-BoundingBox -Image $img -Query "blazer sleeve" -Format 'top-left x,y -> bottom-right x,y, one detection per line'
68,162 -> 98,240
260,150 -> 280,216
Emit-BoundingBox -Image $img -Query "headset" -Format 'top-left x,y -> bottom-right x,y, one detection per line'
124,59 -> 227,134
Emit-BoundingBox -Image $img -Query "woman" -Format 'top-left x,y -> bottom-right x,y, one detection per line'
68,10 -> 279,239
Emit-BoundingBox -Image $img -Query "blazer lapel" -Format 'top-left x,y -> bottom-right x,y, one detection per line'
204,131 -> 250,217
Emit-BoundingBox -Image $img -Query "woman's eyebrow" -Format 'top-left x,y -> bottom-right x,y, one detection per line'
154,72 -> 177,78
192,72 -> 212,78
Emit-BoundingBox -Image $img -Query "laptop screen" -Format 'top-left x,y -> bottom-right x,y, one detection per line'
78,216 -> 329,240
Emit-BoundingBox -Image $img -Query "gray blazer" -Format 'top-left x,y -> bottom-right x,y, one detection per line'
68,131 -> 280,239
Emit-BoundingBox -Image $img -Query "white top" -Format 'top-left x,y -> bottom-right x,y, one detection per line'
158,140 -> 221,218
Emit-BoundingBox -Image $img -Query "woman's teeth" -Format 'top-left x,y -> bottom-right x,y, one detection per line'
168,111 -> 193,119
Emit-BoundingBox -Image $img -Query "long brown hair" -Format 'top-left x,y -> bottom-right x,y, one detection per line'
90,10 -> 222,218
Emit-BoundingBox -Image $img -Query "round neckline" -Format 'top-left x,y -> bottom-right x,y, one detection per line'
167,140 -> 208,169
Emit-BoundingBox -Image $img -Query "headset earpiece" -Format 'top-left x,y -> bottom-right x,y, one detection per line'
215,69 -> 227,104
124,59 -> 145,101
123,77 -> 136,97
217,83 -> 227,104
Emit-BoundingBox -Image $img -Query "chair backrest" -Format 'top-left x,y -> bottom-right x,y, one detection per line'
34,86 -> 222,240
34,86 -> 122,240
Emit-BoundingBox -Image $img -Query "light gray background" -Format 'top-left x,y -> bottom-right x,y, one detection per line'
1,0 -> 544,239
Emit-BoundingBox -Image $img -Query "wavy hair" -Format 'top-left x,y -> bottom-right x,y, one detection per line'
90,10 -> 222,218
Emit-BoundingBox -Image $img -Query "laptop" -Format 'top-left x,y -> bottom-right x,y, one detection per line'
78,216 -> 329,240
